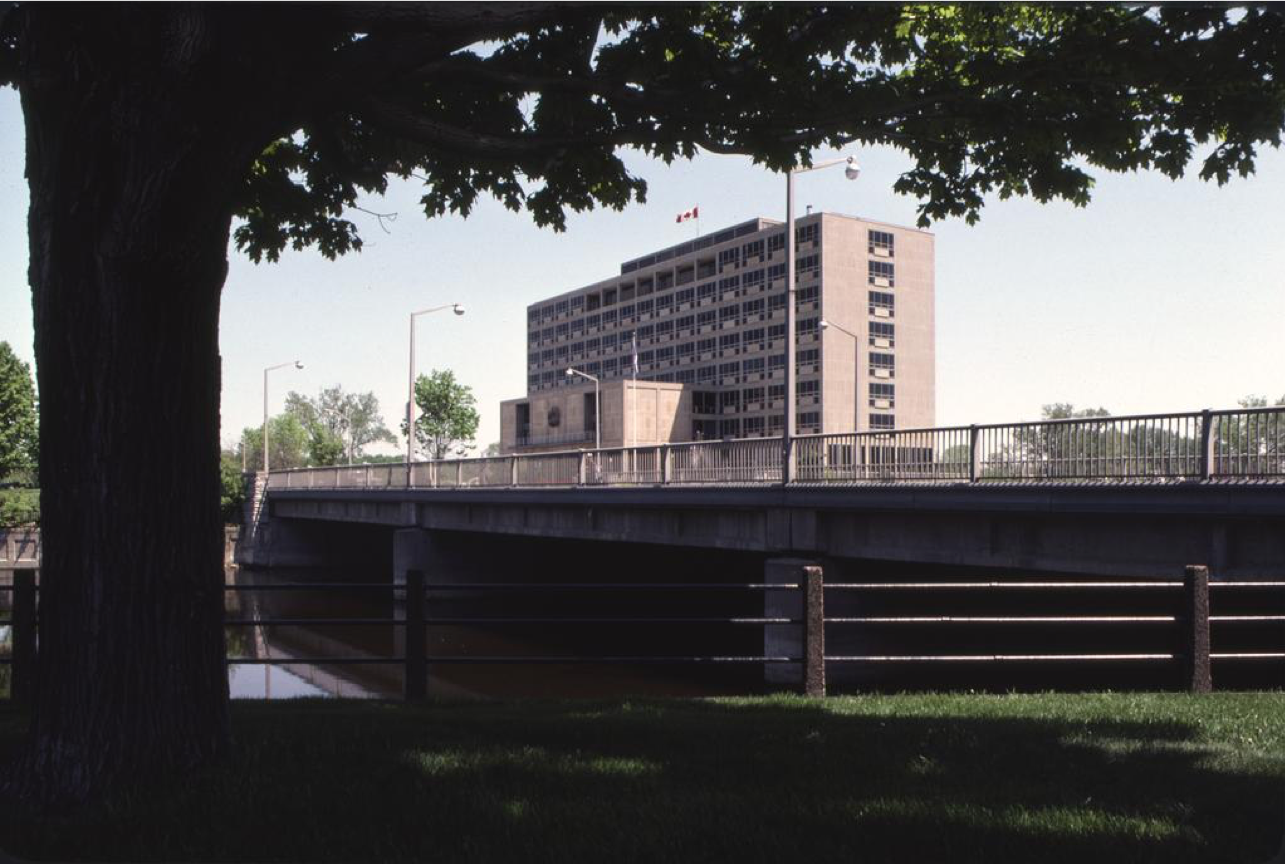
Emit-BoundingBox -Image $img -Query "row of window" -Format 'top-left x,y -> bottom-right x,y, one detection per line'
526,352 -> 826,389
528,320 -> 828,368
530,244 -> 824,324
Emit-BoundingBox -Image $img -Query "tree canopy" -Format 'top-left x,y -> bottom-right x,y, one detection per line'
406,369 -> 481,460
7,5 -> 1275,263
0,341 -> 37,481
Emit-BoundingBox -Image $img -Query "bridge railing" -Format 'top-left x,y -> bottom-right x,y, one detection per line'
264,405 -> 1285,490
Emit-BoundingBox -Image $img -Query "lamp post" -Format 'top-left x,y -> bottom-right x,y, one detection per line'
783,155 -> 860,483
262,360 -> 303,473
565,367 -> 601,450
819,319 -> 861,432
407,304 -> 465,474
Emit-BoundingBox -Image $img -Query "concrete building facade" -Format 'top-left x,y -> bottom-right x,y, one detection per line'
501,212 -> 934,453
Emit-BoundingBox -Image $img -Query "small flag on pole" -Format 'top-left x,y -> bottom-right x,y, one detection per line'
675,206 -> 699,223
631,332 -> 640,377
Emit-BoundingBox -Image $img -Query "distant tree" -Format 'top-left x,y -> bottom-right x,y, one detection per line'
482,441 -> 504,457
285,387 -> 397,465
238,416 -> 311,472
0,342 -> 37,481
218,452 -> 245,524
403,370 -> 480,460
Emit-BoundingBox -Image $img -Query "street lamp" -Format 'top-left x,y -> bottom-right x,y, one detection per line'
407,303 -> 465,469
565,367 -> 601,450
819,319 -> 860,432
262,360 -> 304,473
783,155 -> 860,482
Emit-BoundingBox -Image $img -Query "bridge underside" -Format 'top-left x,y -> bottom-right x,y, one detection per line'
259,485 -> 1285,578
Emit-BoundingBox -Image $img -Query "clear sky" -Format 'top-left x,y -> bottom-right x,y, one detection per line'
1,87 -> 1282,454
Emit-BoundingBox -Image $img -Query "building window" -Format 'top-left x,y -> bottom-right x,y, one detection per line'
868,291 -> 895,317
676,368 -> 696,384
720,419 -> 742,439
656,346 -> 674,361
768,262 -> 786,282
743,268 -> 764,288
655,293 -> 674,314
742,386 -> 765,403
796,223 -> 818,245
586,293 -> 601,311
653,273 -> 670,291
698,281 -> 718,303
768,232 -> 785,254
796,348 -> 820,369
675,288 -> 695,306
797,254 -> 819,279
570,296 -> 585,313
744,416 -> 767,437
743,298 -> 765,318
742,239 -> 765,261
721,390 -> 740,410
637,299 -> 654,315
718,305 -> 739,324
527,308 -> 541,324
602,309 -> 618,326
796,318 -> 820,336
675,314 -> 695,334
768,353 -> 786,371
743,328 -> 766,352
718,247 -> 740,269
797,380 -> 819,396
601,333 -> 618,353
718,275 -> 740,299
795,284 -> 819,304
769,383 -> 786,400
602,357 -> 619,377
639,350 -> 655,365
768,293 -> 787,313
541,305 -> 555,322
719,361 -> 740,381
719,333 -> 740,352
869,382 -> 895,407
797,411 -> 821,432
527,352 -> 539,366
603,289 -> 617,306
696,366 -> 718,385
637,324 -> 655,341
541,349 -> 555,364
677,341 -> 695,359
527,373 -> 540,389
697,310 -> 717,328
619,304 -> 636,322
869,321 -> 895,347
621,283 -> 636,302
869,230 -> 894,256
869,413 -> 895,430
870,352 -> 895,378
585,361 -> 600,376
655,320 -> 674,338
768,324 -> 786,341
696,337 -> 716,354
868,260 -> 895,287
693,392 -> 718,415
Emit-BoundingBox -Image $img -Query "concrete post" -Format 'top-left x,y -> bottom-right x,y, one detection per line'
578,452 -> 588,486
510,456 -> 519,487
764,558 -> 819,688
1182,565 -> 1212,693
1199,409 -> 1215,480
968,425 -> 981,483
802,565 -> 825,697
661,445 -> 672,484
404,569 -> 427,702
12,568 -> 37,705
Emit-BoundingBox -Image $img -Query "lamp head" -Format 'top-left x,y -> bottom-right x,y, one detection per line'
294,361 -> 304,369
565,368 -> 574,377
819,319 -> 830,330
844,156 -> 861,181
452,304 -> 465,316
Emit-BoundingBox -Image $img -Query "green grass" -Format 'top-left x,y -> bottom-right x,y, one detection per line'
3,692 -> 1285,862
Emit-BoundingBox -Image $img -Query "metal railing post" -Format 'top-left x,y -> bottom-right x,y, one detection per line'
661,445 -> 672,484
802,565 -> 825,697
12,568 -> 37,705
1199,409 -> 1215,480
510,456 -> 519,487
1181,565 -> 1211,693
969,424 -> 981,483
404,569 -> 427,702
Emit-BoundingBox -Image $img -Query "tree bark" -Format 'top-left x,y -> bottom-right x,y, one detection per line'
3,8 -> 271,808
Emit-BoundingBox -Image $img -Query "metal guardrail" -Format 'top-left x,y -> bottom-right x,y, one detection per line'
266,406 -> 1285,490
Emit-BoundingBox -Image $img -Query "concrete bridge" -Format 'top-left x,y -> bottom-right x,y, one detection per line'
242,406 -> 1285,580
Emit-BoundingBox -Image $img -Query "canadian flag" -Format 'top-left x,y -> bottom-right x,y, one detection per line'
675,206 -> 699,223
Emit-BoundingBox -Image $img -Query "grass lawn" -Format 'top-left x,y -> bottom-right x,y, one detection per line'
2,692 -> 1284,862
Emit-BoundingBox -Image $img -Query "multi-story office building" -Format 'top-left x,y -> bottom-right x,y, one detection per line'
500,212 -> 934,452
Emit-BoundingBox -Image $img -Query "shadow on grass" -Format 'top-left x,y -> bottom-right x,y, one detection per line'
1,695 -> 1282,863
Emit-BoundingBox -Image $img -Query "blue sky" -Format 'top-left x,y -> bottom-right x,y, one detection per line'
1,87 -> 1282,453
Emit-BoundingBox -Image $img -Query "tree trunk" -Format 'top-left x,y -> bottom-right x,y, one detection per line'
3,9 -> 269,808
